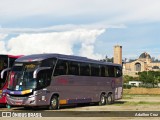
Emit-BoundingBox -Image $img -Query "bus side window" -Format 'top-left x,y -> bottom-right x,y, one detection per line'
101,66 -> 105,77
41,58 -> 57,68
68,61 -> 79,75
80,63 -> 90,76
0,60 -> 3,70
108,65 -> 115,77
54,60 -> 68,76
105,66 -> 109,77
115,66 -> 122,77
91,64 -> 100,76
101,66 -> 109,77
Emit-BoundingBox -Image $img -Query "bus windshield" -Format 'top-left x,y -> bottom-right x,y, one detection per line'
0,59 -> 8,88
8,63 -> 39,91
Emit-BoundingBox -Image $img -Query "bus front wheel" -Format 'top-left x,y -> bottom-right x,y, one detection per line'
49,96 -> 59,110
99,94 -> 106,106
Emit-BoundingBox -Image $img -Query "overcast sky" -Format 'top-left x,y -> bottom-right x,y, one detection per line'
0,0 -> 160,60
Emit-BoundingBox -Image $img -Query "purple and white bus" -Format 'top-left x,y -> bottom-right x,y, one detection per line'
5,54 -> 123,109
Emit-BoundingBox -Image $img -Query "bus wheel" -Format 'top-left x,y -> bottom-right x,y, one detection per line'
49,96 -> 59,110
99,94 -> 106,106
106,93 -> 113,104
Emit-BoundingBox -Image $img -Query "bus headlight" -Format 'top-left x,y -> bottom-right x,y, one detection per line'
30,100 -> 35,104
28,92 -> 42,98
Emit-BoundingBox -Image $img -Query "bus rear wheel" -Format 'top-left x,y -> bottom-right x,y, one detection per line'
106,93 -> 113,104
49,96 -> 59,110
99,94 -> 106,106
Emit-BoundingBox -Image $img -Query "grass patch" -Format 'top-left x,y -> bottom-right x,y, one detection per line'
123,88 -> 160,95
123,94 -> 160,97
125,101 -> 160,105
121,94 -> 159,100
122,95 -> 133,99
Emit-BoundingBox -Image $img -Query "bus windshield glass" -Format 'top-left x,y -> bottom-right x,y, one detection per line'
8,63 -> 40,91
0,59 -> 8,88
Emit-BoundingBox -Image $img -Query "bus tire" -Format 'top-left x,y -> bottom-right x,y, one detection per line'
106,93 -> 113,105
49,95 -> 59,110
99,94 -> 106,106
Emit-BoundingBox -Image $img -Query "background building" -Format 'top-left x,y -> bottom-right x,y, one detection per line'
113,45 -> 122,64
123,52 -> 160,76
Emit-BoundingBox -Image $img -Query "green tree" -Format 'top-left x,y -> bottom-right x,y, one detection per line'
123,75 -> 133,83
138,71 -> 160,88
100,55 -> 113,63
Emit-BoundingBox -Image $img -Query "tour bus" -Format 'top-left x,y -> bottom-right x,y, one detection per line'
4,53 -> 122,109
0,55 -> 22,105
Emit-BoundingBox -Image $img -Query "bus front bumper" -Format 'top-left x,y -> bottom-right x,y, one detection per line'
6,94 -> 37,106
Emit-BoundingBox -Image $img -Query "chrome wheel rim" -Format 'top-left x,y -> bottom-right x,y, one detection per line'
51,98 -> 57,107
107,95 -> 112,103
101,96 -> 105,104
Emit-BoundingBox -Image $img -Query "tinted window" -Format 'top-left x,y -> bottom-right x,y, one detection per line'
37,69 -> 52,89
115,66 -> 122,77
41,58 -> 57,68
100,66 -> 109,77
0,60 -> 7,70
0,70 -> 7,89
91,64 -> 100,76
12,63 -> 23,71
68,61 -> 79,75
54,60 -> 68,76
108,65 -> 115,77
9,58 -> 16,68
0,60 -> 4,70
80,63 -> 90,76
101,66 -> 105,77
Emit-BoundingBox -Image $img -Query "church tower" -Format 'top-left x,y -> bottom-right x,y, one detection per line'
114,45 -> 122,64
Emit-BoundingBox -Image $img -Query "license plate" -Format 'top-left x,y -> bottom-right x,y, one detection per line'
15,102 -> 22,105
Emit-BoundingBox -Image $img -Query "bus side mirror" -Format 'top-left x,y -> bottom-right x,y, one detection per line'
33,67 -> 51,79
1,68 -> 11,79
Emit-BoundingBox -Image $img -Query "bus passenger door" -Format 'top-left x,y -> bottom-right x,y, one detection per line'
36,69 -> 52,105
115,87 -> 123,99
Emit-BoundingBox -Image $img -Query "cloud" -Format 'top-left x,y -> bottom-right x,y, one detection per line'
5,29 -> 105,59
79,43 -> 104,60
1,0 -> 160,24
0,34 -> 8,40
0,34 -> 8,53
0,41 -> 7,54
0,24 -> 125,34
2,0 -> 160,60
